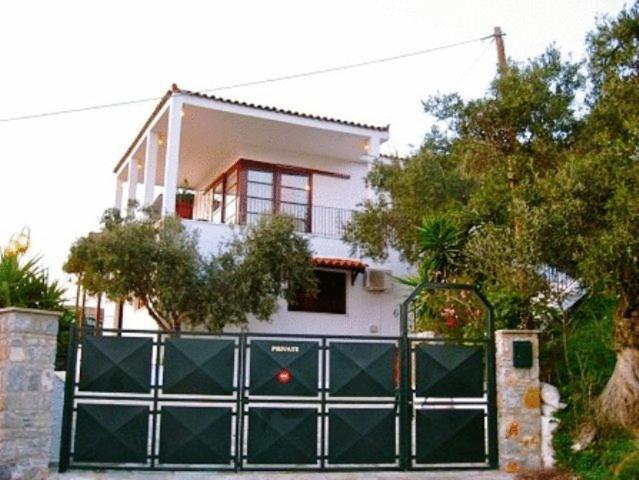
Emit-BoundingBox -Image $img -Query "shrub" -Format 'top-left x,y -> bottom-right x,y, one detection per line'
0,235 -> 65,310
616,450 -> 639,480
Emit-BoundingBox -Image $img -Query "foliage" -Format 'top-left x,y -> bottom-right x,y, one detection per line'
346,47 -> 582,328
616,450 -> 639,480
55,310 -> 74,371
542,295 -> 616,410
414,215 -> 464,282
64,209 -> 317,331
0,237 -> 65,310
547,295 -> 636,479
553,423 -> 636,480
536,3 -> 639,329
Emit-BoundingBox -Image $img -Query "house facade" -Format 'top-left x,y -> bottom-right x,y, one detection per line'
113,85 -> 411,336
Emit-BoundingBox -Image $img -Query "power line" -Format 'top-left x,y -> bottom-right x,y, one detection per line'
0,34 -> 493,124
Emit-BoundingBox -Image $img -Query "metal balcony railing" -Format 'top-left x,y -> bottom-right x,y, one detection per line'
190,192 -> 354,238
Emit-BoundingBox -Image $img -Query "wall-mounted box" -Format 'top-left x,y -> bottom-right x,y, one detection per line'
513,340 -> 533,368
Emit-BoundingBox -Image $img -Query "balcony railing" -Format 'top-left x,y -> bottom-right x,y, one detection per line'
189,192 -> 354,238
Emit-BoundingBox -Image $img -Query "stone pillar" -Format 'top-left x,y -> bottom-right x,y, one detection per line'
495,329 -> 542,474
0,308 -> 60,480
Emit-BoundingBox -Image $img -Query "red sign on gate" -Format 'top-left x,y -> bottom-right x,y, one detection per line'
276,368 -> 293,384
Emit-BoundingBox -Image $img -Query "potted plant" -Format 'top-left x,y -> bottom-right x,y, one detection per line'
175,179 -> 195,219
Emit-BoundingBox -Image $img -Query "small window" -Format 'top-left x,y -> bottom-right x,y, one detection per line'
289,270 -> 346,314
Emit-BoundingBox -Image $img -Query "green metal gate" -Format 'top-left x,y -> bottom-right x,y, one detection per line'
59,284 -> 496,472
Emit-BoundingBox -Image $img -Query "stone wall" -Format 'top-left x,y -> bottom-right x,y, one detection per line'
0,308 -> 60,480
495,329 -> 542,474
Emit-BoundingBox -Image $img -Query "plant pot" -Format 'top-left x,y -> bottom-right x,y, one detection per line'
175,198 -> 194,219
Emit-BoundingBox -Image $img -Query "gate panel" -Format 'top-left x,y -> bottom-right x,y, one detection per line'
329,342 -> 396,397
79,336 -> 152,393
328,408 -> 396,464
415,409 -> 486,464
247,339 -> 319,397
158,406 -> 232,465
162,338 -> 235,395
411,340 -> 490,468
73,403 -> 149,463
415,344 -> 484,398
246,407 -> 318,465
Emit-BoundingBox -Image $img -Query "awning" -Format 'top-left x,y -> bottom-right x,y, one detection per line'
312,257 -> 367,273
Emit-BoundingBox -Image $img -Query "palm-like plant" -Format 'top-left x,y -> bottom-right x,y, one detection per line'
415,215 -> 464,282
0,232 -> 65,310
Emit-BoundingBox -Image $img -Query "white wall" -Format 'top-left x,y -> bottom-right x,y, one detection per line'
183,220 -> 412,336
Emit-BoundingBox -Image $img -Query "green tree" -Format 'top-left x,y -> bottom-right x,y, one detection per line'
346,47 -> 583,327
64,209 -> 317,332
538,3 -> 639,428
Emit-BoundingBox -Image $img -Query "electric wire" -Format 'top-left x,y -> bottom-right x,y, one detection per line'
0,34 -> 493,123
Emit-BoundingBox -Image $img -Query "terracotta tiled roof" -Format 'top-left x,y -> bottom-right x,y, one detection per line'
312,257 -> 367,272
174,85 -> 389,133
115,84 -> 389,173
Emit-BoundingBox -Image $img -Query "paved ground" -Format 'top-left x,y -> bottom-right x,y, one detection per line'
51,470 -> 513,479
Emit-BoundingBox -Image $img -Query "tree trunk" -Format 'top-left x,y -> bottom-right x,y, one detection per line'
596,294 -> 639,429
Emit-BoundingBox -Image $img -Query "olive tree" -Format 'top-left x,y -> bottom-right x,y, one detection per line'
64,209 -> 317,331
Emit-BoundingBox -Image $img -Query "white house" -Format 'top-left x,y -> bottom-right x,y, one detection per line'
112,84 -> 411,336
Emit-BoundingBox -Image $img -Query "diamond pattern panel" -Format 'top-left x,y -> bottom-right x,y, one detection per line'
73,403 -> 149,463
163,338 -> 235,395
415,344 -> 484,398
248,340 -> 319,396
328,408 -> 396,464
415,409 -> 486,464
246,407 -> 317,464
79,336 -> 152,393
159,406 -> 232,464
329,342 -> 395,397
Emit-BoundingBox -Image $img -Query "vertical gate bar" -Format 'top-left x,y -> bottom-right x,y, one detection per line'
150,332 -> 163,468
234,333 -> 247,471
320,338 -> 327,468
398,303 -> 411,470
485,305 -> 499,468
58,324 -> 78,473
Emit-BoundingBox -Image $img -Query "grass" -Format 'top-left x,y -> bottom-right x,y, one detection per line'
542,294 -> 639,479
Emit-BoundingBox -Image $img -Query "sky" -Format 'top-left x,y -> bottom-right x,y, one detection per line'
0,0 -> 629,291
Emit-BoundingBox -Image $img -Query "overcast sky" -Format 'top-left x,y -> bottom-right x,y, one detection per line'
0,0 -> 628,289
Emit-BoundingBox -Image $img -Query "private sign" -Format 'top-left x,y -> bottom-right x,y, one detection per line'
271,345 -> 300,353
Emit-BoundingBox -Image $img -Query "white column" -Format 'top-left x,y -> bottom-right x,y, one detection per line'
161,96 -> 184,216
143,131 -> 159,207
114,178 -> 123,210
365,136 -> 381,201
126,158 -> 139,212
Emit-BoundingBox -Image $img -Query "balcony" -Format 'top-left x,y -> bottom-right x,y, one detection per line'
183,192 -> 354,239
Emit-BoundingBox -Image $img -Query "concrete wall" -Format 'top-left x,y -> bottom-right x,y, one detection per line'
0,308 -> 59,480
495,330 -> 542,474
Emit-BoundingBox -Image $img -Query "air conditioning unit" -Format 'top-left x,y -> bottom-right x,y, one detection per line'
364,268 -> 392,291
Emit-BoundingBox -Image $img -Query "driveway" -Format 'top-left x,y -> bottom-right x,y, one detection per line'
51,470 -> 513,480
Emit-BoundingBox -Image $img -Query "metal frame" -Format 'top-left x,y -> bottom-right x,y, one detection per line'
398,281 -> 498,470
59,282 -> 497,473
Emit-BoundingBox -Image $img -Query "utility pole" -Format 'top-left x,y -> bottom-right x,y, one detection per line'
494,26 -> 507,71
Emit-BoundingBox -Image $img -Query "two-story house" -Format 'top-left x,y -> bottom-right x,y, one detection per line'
113,85 -> 410,336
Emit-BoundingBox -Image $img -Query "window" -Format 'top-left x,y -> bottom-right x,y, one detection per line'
279,173 -> 310,232
206,159 -> 314,232
289,270 -> 346,314
246,169 -> 274,224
